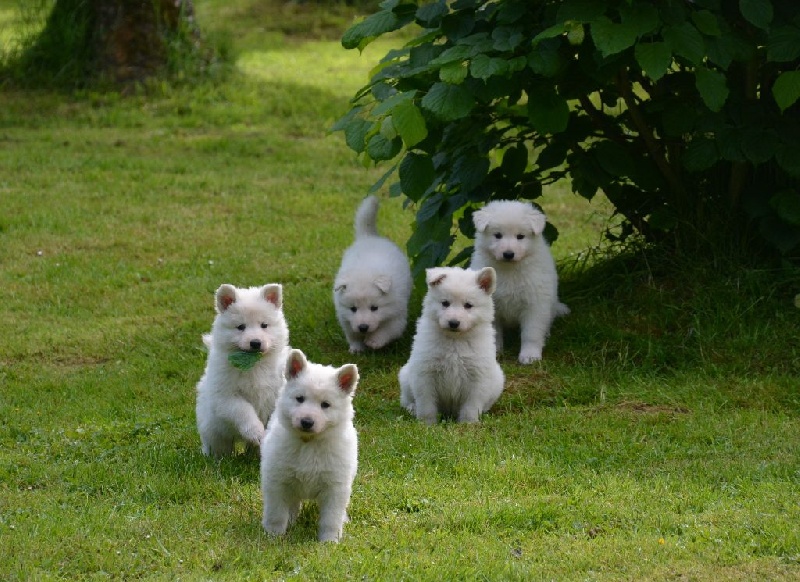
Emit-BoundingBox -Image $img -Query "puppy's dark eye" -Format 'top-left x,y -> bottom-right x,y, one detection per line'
295,396 -> 305,403
494,233 -> 502,239
464,303 -> 473,310
516,234 -> 525,240
321,401 -> 331,409
442,301 -> 451,308
350,306 -> 357,313
236,324 -> 246,331
260,323 -> 268,329
370,305 -> 378,312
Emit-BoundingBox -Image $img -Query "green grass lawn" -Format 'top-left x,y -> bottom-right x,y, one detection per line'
0,1 -> 798,580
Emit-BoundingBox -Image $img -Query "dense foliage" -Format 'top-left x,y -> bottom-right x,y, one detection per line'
335,0 -> 800,274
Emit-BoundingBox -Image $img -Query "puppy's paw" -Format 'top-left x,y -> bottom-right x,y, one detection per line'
518,348 -> 542,364
318,533 -> 341,543
262,519 -> 287,537
348,342 -> 366,354
242,423 -> 266,446
365,335 -> 388,350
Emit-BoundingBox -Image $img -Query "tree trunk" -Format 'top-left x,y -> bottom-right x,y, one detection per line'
28,0 -> 200,86
91,0 -> 199,84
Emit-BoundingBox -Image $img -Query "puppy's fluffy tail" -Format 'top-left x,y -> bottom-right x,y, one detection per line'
554,301 -> 571,317
354,195 -> 380,239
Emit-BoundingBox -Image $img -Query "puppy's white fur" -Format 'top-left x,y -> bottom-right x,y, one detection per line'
399,267 -> 504,424
334,196 -> 412,353
470,200 -> 569,363
261,349 -> 358,543
196,284 -> 289,457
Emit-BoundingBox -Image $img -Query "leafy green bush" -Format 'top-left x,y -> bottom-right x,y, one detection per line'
335,0 -> 800,275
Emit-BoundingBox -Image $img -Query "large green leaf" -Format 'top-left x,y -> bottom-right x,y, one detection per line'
372,90 -> 416,117
759,215 -> 800,253
367,133 -> 402,161
663,22 -> 705,65
527,39 -> 563,77
635,42 -> 672,82
695,66 -> 729,112
470,54 -> 509,80
683,137 -> 719,171
344,118 -> 373,154
527,85 -> 570,135
691,10 -> 721,36
416,0 -> 448,27
501,144 -> 528,179
492,26 -> 524,51
439,61 -> 469,84
593,141 -> 635,178
739,0 -> 773,31
767,26 -> 800,62
399,153 -> 435,201
420,82 -> 476,121
741,128 -> 778,164
391,100 -> 428,147
228,350 -> 262,371
342,9 -> 402,51
429,44 -> 472,66
451,155 -> 490,192
770,190 -> 800,227
772,71 -> 800,112
777,145 -> 800,178
557,0 -> 606,22
620,3 -> 660,38
590,16 -> 639,57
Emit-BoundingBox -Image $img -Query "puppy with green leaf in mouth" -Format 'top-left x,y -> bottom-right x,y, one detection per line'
196,284 -> 290,457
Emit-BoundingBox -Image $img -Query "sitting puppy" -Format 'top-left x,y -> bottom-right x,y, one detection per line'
399,267 -> 504,424
470,200 -> 569,363
261,349 -> 359,542
334,195 -> 412,352
195,284 -> 289,457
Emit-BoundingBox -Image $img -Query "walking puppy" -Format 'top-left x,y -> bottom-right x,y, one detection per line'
470,200 -> 569,363
334,195 -> 412,352
261,349 -> 359,543
196,284 -> 289,457
399,267 -> 504,424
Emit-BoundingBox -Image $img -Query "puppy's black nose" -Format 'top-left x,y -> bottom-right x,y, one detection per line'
358,324 -> 369,333
250,339 -> 262,350
503,251 -> 515,260
448,320 -> 460,330
300,418 -> 314,431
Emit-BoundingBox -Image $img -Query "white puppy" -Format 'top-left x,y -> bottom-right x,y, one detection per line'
399,267 -> 504,424
334,195 -> 412,352
470,200 -> 569,363
196,284 -> 290,458
261,349 -> 359,543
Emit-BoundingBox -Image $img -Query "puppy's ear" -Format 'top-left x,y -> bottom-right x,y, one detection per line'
262,284 -> 283,309
426,268 -> 447,287
472,207 -> 489,233
527,207 -> 546,235
336,364 -> 359,395
286,349 -> 307,379
215,284 -> 237,313
334,276 -> 347,293
374,275 -> 392,294
476,267 -> 496,295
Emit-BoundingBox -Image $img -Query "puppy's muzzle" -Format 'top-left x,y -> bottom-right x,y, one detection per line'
502,251 -> 515,261
358,324 -> 370,333
249,339 -> 262,351
299,417 -> 315,432
448,320 -> 460,331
